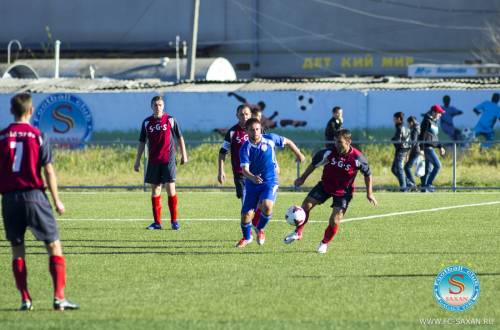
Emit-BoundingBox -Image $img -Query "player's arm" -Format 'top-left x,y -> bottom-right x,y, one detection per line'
218,152 -> 226,184
358,154 -> 377,206
135,121 -> 147,172
43,163 -> 65,215
217,131 -> 231,184
177,136 -> 188,165
295,163 -> 315,187
295,148 -> 329,187
283,138 -> 305,163
242,164 -> 263,184
172,119 -> 188,165
134,142 -> 145,172
364,175 -> 377,206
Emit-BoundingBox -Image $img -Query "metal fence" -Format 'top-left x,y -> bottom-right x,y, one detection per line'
55,139 -> 499,191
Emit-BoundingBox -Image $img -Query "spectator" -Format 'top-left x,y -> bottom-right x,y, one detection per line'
419,105 -> 446,192
391,112 -> 410,191
404,115 -> 421,190
325,106 -> 343,148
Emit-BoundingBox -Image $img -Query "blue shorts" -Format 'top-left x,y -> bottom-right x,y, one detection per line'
241,181 -> 279,214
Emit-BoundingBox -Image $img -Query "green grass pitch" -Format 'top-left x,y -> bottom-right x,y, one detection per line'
1,191 -> 499,329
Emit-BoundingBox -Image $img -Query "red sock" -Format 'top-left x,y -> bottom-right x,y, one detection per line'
296,209 -> 310,236
12,258 -> 31,301
152,196 -> 162,225
321,223 -> 339,244
251,208 -> 261,227
168,195 -> 178,223
49,255 -> 66,300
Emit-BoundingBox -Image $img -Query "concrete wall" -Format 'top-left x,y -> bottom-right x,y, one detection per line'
0,90 -> 496,143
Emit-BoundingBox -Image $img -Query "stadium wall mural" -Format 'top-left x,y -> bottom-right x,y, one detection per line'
0,90 -> 495,134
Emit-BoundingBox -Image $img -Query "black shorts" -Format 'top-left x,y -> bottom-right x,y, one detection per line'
145,160 -> 176,184
307,182 -> 353,210
233,173 -> 245,199
2,189 -> 59,245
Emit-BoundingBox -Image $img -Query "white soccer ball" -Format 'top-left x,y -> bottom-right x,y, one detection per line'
285,205 -> 306,226
297,93 -> 314,111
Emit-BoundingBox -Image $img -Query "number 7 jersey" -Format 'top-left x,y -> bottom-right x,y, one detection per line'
0,123 -> 51,194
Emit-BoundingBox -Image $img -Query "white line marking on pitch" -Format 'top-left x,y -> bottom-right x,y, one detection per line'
340,201 -> 500,223
59,201 -> 499,223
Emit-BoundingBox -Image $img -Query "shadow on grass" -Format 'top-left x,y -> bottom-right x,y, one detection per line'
367,251 -> 499,255
293,272 -> 500,279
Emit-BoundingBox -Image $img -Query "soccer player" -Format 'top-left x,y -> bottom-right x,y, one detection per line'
236,118 -> 305,248
134,95 -> 188,230
283,129 -> 377,254
0,93 -> 78,311
218,105 -> 261,227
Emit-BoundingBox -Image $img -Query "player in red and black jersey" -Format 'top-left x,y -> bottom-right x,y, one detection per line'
0,93 -> 78,311
218,105 -> 262,227
134,96 -> 188,230
218,104 -> 252,198
283,129 -> 377,253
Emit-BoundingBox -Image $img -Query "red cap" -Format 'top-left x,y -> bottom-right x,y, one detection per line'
431,104 -> 445,113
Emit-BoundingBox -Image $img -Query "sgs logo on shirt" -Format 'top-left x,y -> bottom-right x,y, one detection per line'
234,135 -> 248,144
330,158 -> 352,171
148,123 -> 168,133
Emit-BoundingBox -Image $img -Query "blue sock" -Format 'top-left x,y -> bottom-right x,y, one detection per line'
241,223 -> 252,240
257,213 -> 271,231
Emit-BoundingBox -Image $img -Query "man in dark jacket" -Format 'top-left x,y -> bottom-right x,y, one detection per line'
403,116 -> 421,190
391,112 -> 410,191
325,106 -> 343,148
419,105 -> 446,192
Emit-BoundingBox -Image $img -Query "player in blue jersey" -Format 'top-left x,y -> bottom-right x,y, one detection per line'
473,93 -> 500,149
236,118 -> 305,248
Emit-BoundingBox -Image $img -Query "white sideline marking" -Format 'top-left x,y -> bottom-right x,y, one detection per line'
340,201 -> 500,223
59,201 -> 499,223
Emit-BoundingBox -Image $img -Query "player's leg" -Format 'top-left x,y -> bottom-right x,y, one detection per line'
254,184 -> 279,245
234,174 -> 260,228
145,162 -> 163,229
164,159 -> 180,230
2,193 -> 32,310
11,243 -> 33,310
296,197 -> 319,235
236,184 -> 260,247
27,190 -> 78,310
45,240 -> 79,311
317,194 -> 351,254
165,182 -> 180,230
148,184 -> 163,229
284,182 -> 329,244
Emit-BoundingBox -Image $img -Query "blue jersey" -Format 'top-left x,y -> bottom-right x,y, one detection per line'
474,101 -> 500,133
239,133 -> 285,184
